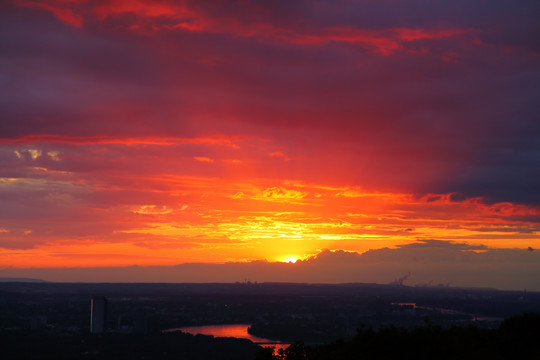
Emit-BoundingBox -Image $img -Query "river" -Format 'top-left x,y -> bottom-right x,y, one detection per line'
164,324 -> 290,350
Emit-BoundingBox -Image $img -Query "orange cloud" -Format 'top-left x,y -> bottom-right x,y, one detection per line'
193,156 -> 215,163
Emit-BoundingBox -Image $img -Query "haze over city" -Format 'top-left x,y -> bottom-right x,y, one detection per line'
1,0 -> 539,290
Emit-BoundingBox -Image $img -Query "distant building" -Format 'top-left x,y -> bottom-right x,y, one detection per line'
30,315 -> 47,330
90,298 -> 107,334
116,310 -> 148,334
133,310 -> 148,334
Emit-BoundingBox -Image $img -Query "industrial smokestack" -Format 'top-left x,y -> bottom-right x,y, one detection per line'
390,272 -> 413,286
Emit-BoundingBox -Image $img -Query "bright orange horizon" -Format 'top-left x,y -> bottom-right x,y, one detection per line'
0,1 -> 539,288
1,150 -> 538,268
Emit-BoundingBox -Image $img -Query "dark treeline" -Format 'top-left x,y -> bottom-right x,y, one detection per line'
0,331 -> 259,360
256,313 -> 540,360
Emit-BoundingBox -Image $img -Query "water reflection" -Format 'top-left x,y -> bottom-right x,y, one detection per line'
165,324 -> 289,350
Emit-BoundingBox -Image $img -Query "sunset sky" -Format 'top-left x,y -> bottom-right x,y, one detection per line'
1,0 -> 539,289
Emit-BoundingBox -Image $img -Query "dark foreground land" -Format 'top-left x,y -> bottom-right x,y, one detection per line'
1,281 -> 539,359
1,313 -> 539,360
256,313 -> 540,360
1,330 -> 259,360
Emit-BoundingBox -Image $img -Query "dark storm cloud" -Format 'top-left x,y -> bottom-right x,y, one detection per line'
444,128 -> 540,204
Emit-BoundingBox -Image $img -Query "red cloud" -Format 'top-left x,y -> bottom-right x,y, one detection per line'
393,28 -> 468,41
12,0 -> 471,55
15,0 -> 85,27
1,134 -> 243,147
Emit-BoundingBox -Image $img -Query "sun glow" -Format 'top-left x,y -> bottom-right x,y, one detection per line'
282,256 -> 299,263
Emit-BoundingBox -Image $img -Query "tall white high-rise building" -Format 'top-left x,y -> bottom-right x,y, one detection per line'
90,297 -> 107,334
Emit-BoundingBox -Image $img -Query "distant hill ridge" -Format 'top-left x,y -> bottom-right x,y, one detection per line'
0,277 -> 48,283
